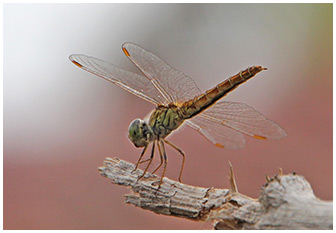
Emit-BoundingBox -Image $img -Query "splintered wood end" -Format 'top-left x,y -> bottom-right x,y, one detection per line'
278,168 -> 283,176
228,161 -> 238,194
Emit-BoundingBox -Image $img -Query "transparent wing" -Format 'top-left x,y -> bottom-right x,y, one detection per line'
186,115 -> 246,150
122,42 -> 202,105
186,101 -> 287,150
69,54 -> 167,105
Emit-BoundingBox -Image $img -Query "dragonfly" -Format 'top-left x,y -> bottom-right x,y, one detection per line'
69,43 -> 287,189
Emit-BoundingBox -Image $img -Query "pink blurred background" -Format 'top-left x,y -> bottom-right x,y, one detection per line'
4,4 -> 332,230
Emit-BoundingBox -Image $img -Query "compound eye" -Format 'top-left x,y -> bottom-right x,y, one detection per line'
132,130 -> 138,137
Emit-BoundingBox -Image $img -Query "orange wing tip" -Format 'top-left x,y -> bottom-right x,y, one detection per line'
72,60 -> 83,68
215,143 -> 225,148
122,47 -> 130,57
253,135 -> 267,140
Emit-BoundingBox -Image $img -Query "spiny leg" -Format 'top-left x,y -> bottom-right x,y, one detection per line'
152,140 -> 164,175
132,144 -> 148,173
139,141 -> 160,167
164,139 -> 185,183
157,140 -> 168,190
137,142 -> 155,181
138,158 -> 151,164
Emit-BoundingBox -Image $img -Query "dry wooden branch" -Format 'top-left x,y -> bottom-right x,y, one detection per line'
98,157 -> 332,230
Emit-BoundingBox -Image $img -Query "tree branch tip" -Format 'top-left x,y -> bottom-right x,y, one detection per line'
278,167 -> 283,176
228,161 -> 238,193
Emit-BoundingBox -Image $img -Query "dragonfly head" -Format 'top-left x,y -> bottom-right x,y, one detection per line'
128,119 -> 153,148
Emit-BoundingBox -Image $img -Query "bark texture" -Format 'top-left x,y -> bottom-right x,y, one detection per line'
98,157 -> 332,230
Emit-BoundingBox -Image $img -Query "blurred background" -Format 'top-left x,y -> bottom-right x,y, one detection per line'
4,3 -> 332,230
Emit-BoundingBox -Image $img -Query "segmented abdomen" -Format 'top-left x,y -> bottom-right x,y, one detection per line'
180,66 -> 267,119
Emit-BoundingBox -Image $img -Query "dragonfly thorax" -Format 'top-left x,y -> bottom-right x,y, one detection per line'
148,105 -> 185,139
128,119 -> 154,148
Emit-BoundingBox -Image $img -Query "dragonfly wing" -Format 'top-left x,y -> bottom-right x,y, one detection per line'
122,43 -> 202,104
186,101 -> 287,150
186,115 -> 246,150
70,54 -> 166,105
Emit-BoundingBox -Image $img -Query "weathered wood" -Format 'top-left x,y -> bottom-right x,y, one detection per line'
98,157 -> 332,230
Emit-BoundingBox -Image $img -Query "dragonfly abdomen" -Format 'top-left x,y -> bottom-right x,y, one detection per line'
180,66 -> 267,119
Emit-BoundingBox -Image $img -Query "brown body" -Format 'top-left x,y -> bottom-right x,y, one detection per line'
181,66 -> 266,119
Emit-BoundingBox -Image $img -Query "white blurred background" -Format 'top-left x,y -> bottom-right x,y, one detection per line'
4,4 -> 332,230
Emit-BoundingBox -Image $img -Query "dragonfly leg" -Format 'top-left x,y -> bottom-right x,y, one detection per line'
156,140 -> 167,190
138,141 -> 160,165
132,144 -> 148,173
152,140 -> 163,174
164,139 -> 185,183
137,142 -> 155,181
139,158 -> 151,164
